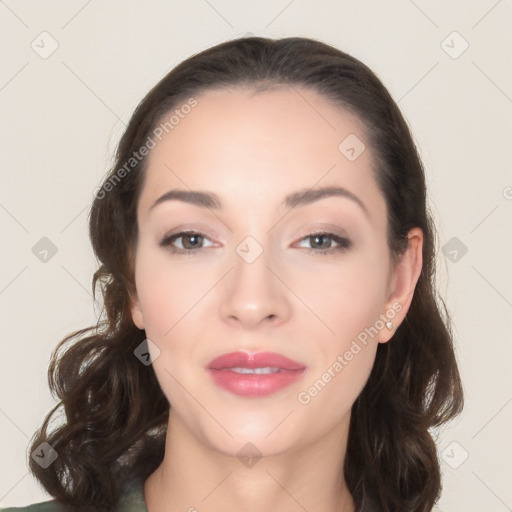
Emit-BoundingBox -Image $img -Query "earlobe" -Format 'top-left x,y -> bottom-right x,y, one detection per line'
379,227 -> 423,343
129,290 -> 145,330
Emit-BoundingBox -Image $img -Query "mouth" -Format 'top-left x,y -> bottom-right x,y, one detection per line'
224,367 -> 281,374
206,351 -> 306,397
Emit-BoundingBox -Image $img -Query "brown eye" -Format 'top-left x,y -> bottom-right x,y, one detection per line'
309,234 -> 333,249
179,233 -> 204,249
296,232 -> 352,255
158,231 -> 213,254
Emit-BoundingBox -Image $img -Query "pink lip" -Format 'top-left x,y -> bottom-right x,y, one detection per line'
206,351 -> 306,398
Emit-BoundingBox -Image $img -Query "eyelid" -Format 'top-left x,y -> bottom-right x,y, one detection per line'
292,231 -> 352,253
158,229 -> 217,252
158,226 -> 352,255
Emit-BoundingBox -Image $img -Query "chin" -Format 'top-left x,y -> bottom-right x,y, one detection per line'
203,409 -> 306,456
209,433 -> 297,461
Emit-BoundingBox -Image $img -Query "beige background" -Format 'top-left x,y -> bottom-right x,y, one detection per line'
1,1 -> 511,510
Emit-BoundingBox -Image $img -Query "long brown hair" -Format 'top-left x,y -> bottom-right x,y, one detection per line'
28,36 -> 464,512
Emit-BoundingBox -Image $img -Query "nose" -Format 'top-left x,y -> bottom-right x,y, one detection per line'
219,239 -> 292,330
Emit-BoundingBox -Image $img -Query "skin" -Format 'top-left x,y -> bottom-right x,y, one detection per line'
129,86 -> 423,512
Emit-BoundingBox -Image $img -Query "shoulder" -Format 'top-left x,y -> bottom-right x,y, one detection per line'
0,500 -> 63,512
0,478 -> 148,512
118,478 -> 148,511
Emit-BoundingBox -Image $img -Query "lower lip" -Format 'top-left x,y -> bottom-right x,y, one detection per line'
207,369 -> 305,397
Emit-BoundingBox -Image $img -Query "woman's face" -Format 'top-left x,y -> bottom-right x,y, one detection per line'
130,86 -> 406,458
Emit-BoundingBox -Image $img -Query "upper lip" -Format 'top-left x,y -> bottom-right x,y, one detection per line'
207,351 -> 306,371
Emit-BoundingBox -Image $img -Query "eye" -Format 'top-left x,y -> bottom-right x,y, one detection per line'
158,231 -> 215,255
295,232 -> 352,255
158,230 -> 351,256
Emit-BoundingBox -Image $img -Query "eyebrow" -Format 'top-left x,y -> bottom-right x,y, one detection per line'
149,186 -> 369,217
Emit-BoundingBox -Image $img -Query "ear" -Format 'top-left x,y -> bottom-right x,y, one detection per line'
129,288 -> 145,330
379,227 -> 423,343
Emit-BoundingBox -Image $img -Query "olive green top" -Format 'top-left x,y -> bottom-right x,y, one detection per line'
0,479 -> 148,511
1,479 -> 382,511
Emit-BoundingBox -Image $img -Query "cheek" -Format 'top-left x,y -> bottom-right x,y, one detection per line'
134,246 -> 218,338
134,254 -> 205,406
294,258 -> 384,416
297,342 -> 377,426
289,248 -> 388,405
291,250 -> 390,341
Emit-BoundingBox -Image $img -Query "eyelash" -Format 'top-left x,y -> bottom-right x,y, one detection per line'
158,230 -> 352,256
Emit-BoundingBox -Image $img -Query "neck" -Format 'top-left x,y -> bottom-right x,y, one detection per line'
144,410 -> 356,512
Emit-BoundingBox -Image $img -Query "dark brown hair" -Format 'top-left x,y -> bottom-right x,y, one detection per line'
28,36 -> 463,512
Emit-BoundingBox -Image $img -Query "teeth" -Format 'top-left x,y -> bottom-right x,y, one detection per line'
228,367 -> 280,374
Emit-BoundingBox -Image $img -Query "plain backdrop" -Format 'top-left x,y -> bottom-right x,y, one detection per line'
1,1 -> 511,510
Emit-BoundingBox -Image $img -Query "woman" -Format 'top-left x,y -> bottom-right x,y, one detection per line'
2,36 -> 463,512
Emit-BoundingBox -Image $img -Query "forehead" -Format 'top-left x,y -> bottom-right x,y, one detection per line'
138,86 -> 386,222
